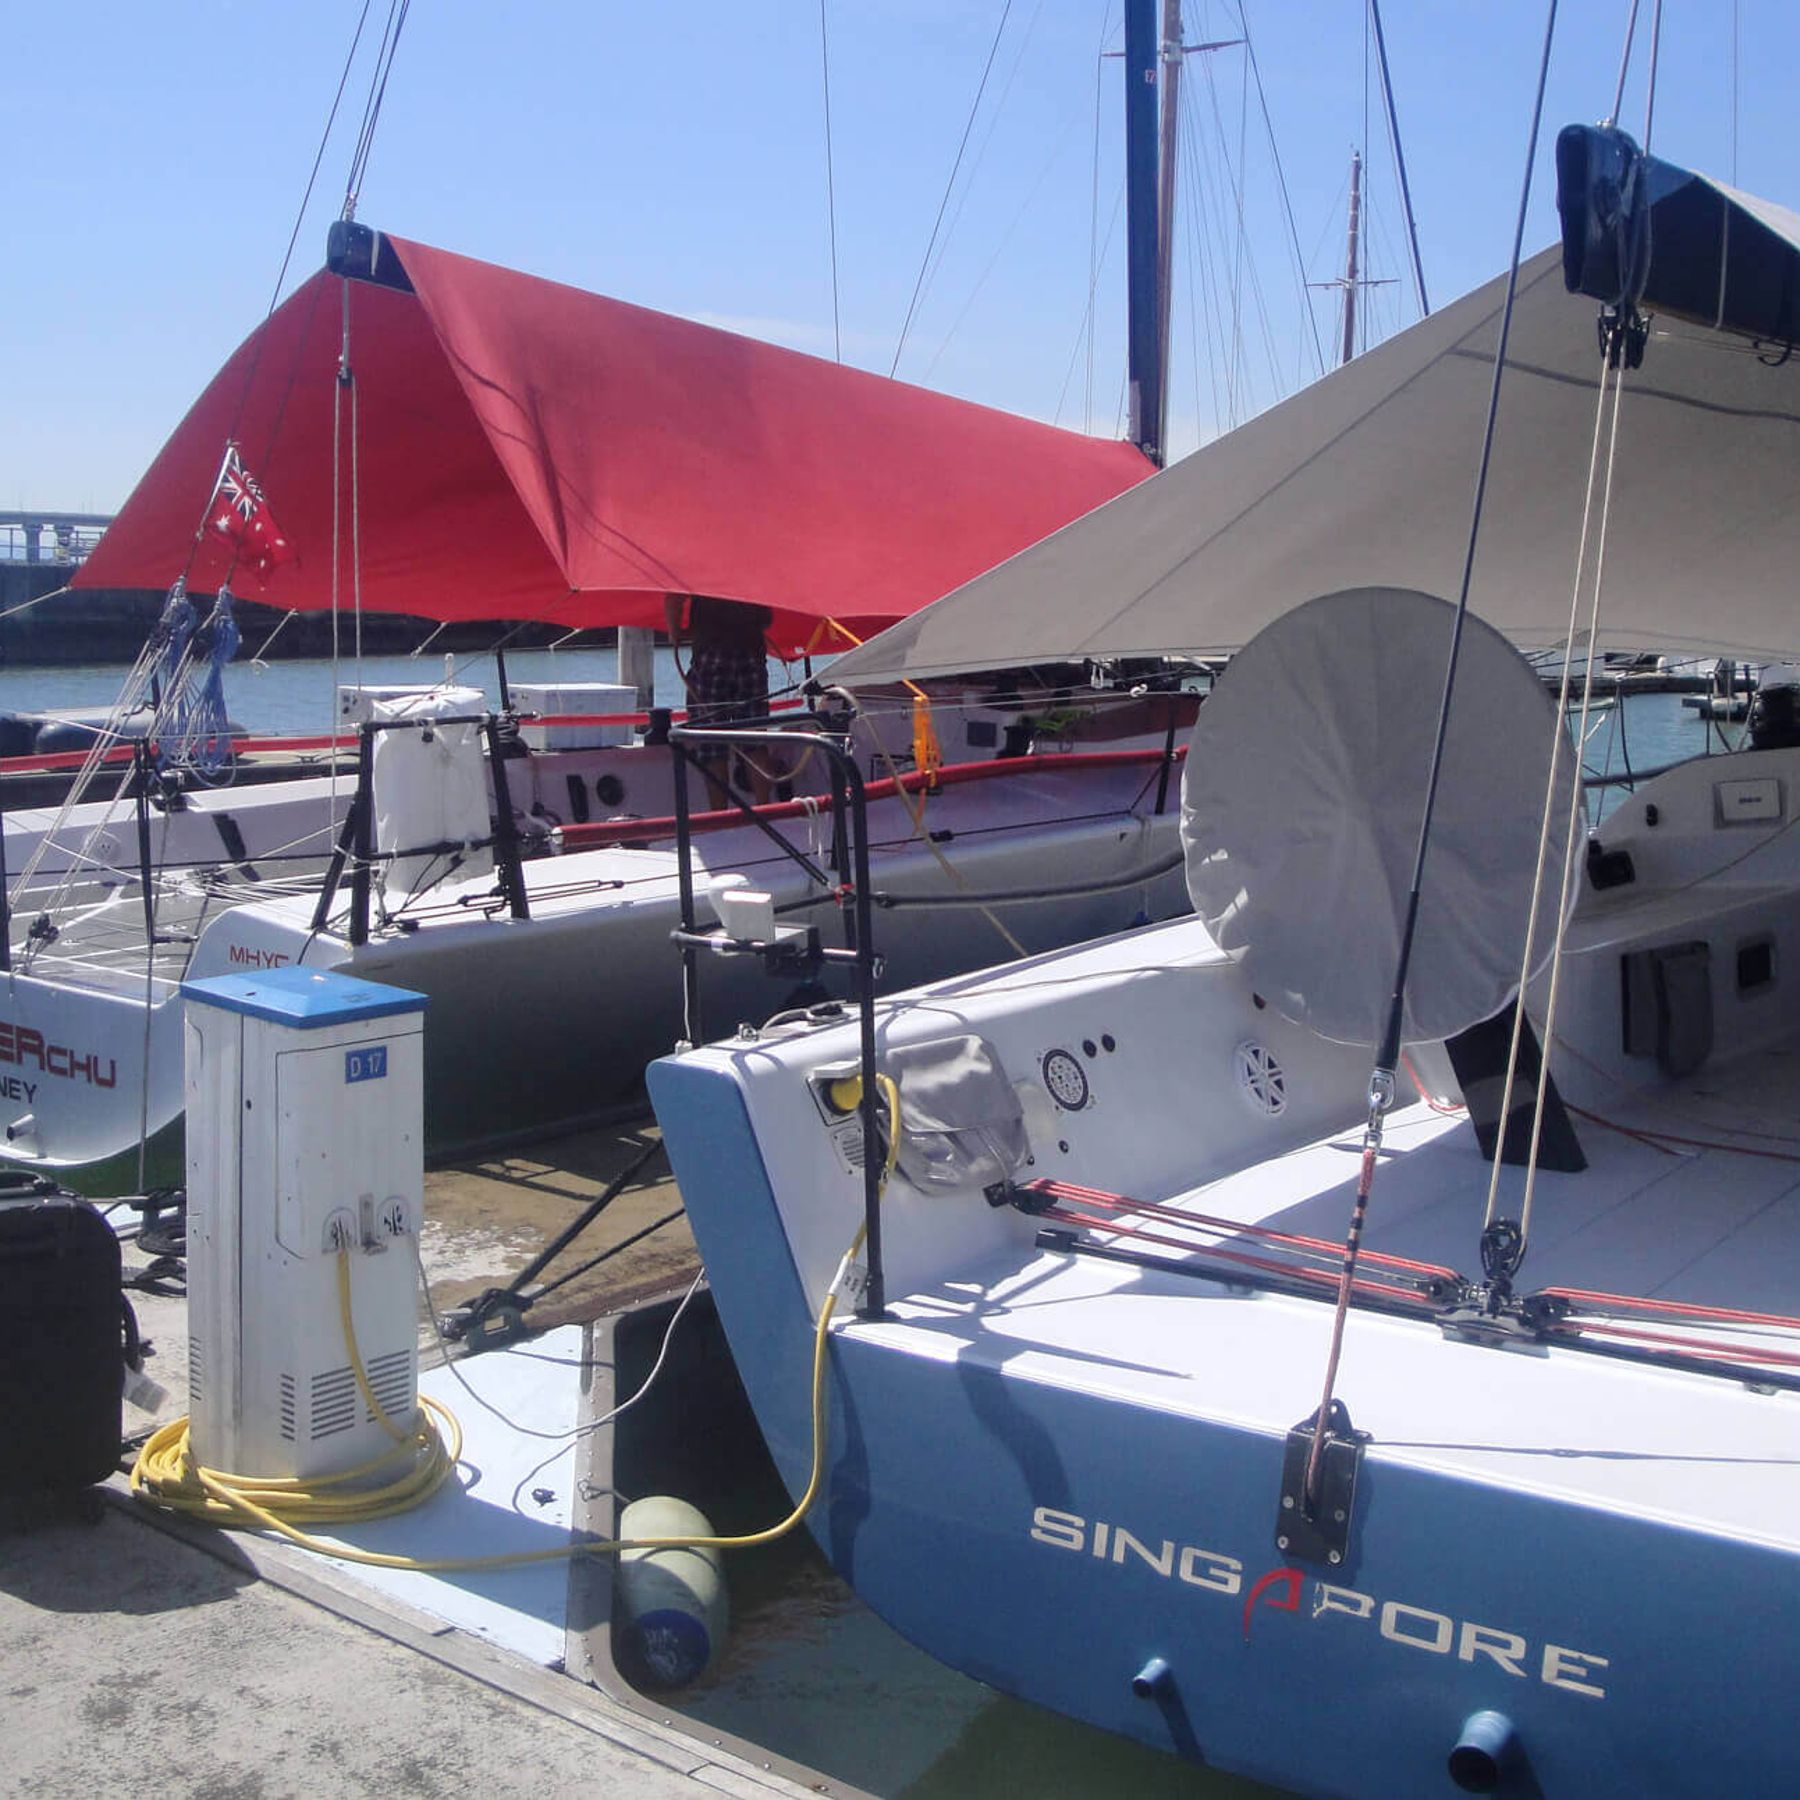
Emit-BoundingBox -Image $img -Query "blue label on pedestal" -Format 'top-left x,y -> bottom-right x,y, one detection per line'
345,1046 -> 388,1084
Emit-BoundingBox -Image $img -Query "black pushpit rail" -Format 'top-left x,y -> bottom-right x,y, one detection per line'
666,718 -> 887,1319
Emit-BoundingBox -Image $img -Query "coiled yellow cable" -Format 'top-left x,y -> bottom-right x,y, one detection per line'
131,1074 -> 902,1575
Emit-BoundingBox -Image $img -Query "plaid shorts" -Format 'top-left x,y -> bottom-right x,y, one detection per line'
687,646 -> 769,727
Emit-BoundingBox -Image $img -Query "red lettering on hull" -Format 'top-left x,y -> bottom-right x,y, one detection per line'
0,1018 -> 118,1089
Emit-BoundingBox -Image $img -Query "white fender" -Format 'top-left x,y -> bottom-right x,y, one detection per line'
614,1495 -> 728,1688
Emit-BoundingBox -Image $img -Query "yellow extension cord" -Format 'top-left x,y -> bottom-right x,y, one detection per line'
130,1075 -> 901,1575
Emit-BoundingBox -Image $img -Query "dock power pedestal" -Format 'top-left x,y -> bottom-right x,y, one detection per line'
182,968 -> 427,1481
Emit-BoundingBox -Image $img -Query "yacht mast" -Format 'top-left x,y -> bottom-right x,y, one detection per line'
1340,148 -> 1362,366
1152,0 -> 1182,463
1123,0 -> 1164,465
1126,1 -> 1239,463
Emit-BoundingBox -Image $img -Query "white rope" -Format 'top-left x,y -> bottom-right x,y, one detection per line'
9,630 -> 169,922
1515,369 -> 1633,1243
1481,340 -> 1630,1247
0,582 -> 73,622
798,792 -> 825,863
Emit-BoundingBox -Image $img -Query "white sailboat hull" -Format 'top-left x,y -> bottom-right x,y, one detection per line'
0,750 -> 1187,1164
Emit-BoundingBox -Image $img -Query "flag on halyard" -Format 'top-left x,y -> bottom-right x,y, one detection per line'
207,446 -> 295,580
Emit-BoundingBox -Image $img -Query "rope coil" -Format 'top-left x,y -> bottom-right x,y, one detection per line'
132,1078 -> 903,1574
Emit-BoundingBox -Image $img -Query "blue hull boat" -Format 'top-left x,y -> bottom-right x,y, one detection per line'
651,132 -> 1800,1796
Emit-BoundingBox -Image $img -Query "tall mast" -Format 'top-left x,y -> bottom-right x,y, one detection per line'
1340,148 -> 1362,367
1152,0 -> 1182,464
1123,0 -> 1163,466
1311,147 -> 1391,369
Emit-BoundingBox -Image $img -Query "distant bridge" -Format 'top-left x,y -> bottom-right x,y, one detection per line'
0,511 -> 115,566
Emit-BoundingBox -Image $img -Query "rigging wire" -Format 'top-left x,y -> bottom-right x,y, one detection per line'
908,0 -> 1051,378
1181,49 -> 1238,429
331,289 -> 350,829
1180,58 -> 1238,432
1229,28 -> 1251,414
222,0 -> 378,467
342,0 -> 414,219
1606,0 -> 1642,129
1481,348 -> 1629,1247
919,119 -> 1080,385
1085,5 -> 1112,433
1235,3 -> 1326,380
1178,87 -> 1224,444
1368,0 -> 1430,316
11,0 -> 387,923
1362,0 -> 1372,220
889,0 -> 1013,377
819,0 -> 843,363
1301,0 -> 1562,1510
1189,44 -> 1248,423
1731,0 -> 1740,185
1640,0 -> 1665,154
1053,179 -> 1125,430
1187,34 -> 1288,425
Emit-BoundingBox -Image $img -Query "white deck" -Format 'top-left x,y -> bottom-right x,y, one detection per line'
295,1326 -> 586,1665
857,1065 -> 1800,1552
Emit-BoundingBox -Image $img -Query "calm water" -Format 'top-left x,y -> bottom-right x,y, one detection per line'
0,653 -> 1728,793
0,646 -> 734,735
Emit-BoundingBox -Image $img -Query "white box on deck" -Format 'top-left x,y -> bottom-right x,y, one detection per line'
183,967 -> 427,1482
338,683 -> 469,725
510,682 -> 637,749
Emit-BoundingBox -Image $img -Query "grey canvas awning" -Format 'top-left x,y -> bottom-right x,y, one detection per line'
828,161 -> 1800,685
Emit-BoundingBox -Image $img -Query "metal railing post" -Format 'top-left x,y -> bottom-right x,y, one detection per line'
1154,693 -> 1180,814
348,721 -> 376,947
843,755 -> 885,1319
667,720 -> 885,1319
482,716 -> 531,921
132,743 -> 158,948
671,736 -> 702,1046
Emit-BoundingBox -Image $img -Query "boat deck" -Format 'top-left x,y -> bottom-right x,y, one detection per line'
860,1054 -> 1800,1552
8,872 -> 226,996
1196,1056 -> 1800,1318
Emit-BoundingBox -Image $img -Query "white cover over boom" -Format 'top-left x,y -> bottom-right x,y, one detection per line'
1179,588 -> 1583,1046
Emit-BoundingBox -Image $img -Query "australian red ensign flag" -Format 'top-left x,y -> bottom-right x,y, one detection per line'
207,446 -> 295,580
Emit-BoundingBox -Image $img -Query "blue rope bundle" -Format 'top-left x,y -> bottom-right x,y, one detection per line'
157,586 -> 239,780
150,579 -> 196,705
182,588 -> 241,779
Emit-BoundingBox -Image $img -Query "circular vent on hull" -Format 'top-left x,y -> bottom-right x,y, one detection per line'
1234,1041 -> 1287,1116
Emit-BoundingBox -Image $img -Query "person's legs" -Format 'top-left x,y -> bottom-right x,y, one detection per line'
688,648 -> 772,806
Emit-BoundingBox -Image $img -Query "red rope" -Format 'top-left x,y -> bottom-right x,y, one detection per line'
1038,1194 -> 1800,1373
1544,1286 -> 1800,1333
1031,1178 -> 1460,1282
1399,1049 -> 1465,1116
1566,1104 -> 1800,1164
1559,1319 -> 1800,1368
1041,1204 -> 1435,1308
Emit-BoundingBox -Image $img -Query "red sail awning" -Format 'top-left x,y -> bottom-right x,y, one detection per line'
76,236 -> 1152,656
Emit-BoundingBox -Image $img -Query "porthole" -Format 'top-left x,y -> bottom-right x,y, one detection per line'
1041,1048 -> 1090,1112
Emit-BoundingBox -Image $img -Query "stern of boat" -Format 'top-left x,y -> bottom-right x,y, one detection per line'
0,966 -> 183,1167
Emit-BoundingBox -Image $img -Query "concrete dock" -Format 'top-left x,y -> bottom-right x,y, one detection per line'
0,1120 -> 839,1800
1,1498 -> 773,1798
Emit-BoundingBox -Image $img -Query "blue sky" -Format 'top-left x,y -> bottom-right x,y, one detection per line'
9,2 -> 1795,514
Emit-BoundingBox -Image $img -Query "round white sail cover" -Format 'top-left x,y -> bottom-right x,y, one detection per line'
1180,587 -> 1584,1047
